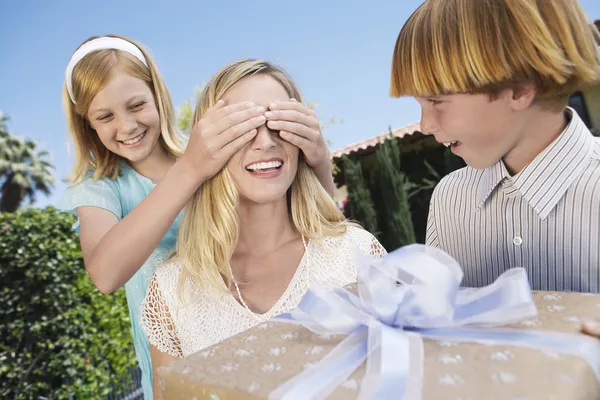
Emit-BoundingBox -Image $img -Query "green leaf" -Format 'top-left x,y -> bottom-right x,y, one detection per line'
0,119 -> 55,212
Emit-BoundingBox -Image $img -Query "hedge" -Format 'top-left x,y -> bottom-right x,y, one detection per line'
0,207 -> 136,399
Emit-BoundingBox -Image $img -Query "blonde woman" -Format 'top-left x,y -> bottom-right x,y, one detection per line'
140,59 -> 386,396
57,36 -> 335,399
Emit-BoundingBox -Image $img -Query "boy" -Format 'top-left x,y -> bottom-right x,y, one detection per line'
390,0 -> 600,292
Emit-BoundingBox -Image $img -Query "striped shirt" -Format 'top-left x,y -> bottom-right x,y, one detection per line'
426,108 -> 600,293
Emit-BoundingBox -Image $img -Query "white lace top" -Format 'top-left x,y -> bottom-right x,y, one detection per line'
140,226 -> 387,358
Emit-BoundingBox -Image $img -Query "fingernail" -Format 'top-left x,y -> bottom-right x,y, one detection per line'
269,103 -> 277,109
217,99 -> 225,105
583,319 -> 600,335
247,101 -> 256,107
290,98 -> 297,102
256,115 -> 266,122
256,106 -> 265,113
264,111 -> 273,118
267,120 -> 277,127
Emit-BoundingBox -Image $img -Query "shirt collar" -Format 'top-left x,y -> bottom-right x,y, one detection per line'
476,108 -> 594,218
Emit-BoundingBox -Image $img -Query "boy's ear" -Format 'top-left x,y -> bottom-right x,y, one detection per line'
509,82 -> 536,111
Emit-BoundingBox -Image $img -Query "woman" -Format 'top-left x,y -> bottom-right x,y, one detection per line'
140,59 -> 386,397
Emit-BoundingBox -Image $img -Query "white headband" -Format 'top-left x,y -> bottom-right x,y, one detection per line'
65,37 -> 149,104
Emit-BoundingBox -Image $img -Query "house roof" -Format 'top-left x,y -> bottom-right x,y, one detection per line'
330,122 -> 421,159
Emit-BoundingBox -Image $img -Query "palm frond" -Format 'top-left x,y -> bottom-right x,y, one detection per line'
0,126 -> 57,208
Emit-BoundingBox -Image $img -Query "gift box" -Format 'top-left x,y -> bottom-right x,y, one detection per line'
157,246 -> 600,399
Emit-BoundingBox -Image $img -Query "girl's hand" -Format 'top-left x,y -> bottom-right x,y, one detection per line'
182,100 -> 266,184
265,99 -> 329,169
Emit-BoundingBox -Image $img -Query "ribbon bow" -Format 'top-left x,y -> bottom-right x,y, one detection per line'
270,244 -> 600,399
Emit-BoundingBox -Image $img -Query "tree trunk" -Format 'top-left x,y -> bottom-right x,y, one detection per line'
1,176 -> 24,213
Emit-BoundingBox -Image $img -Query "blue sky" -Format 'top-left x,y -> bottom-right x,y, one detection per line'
1,0 -> 599,208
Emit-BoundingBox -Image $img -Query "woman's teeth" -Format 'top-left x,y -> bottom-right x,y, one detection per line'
246,160 -> 283,171
443,140 -> 459,147
122,132 -> 146,145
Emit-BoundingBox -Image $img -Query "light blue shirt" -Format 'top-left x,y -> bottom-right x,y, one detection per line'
57,162 -> 182,400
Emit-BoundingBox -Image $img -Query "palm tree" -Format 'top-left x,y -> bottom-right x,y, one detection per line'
0,113 -> 55,213
0,112 -> 8,137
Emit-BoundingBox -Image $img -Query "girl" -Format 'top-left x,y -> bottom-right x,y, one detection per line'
58,35 -> 335,399
139,59 -> 387,399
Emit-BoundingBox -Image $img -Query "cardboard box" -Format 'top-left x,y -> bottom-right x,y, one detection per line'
158,290 -> 600,399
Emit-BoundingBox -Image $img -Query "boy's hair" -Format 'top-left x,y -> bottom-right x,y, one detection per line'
390,0 -> 600,109
63,34 -> 185,183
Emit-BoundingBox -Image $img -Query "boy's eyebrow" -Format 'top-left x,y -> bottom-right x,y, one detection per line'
423,95 -> 444,100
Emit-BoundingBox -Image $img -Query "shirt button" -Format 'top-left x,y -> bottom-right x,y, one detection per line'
513,236 -> 523,246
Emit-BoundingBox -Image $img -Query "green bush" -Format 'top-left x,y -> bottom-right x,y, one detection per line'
342,155 -> 379,236
375,136 -> 416,249
339,133 -> 466,248
0,207 -> 136,399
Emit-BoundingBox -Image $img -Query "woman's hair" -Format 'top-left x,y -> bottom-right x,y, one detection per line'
175,59 -> 351,296
63,34 -> 185,183
390,0 -> 600,109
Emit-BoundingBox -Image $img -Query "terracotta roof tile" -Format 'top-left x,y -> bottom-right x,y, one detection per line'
330,122 -> 421,159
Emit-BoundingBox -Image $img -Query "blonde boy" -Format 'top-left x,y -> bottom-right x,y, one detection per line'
390,0 -> 600,292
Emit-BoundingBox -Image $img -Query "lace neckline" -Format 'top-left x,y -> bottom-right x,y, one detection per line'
223,238 -> 312,320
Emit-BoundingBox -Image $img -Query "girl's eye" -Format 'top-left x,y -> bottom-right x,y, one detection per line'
429,99 -> 442,105
97,114 -> 112,121
131,101 -> 146,110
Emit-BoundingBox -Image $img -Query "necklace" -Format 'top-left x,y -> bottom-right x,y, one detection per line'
230,235 -> 310,322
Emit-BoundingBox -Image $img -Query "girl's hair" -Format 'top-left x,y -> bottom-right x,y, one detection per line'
175,59 -> 351,296
63,34 -> 185,183
390,0 -> 600,109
